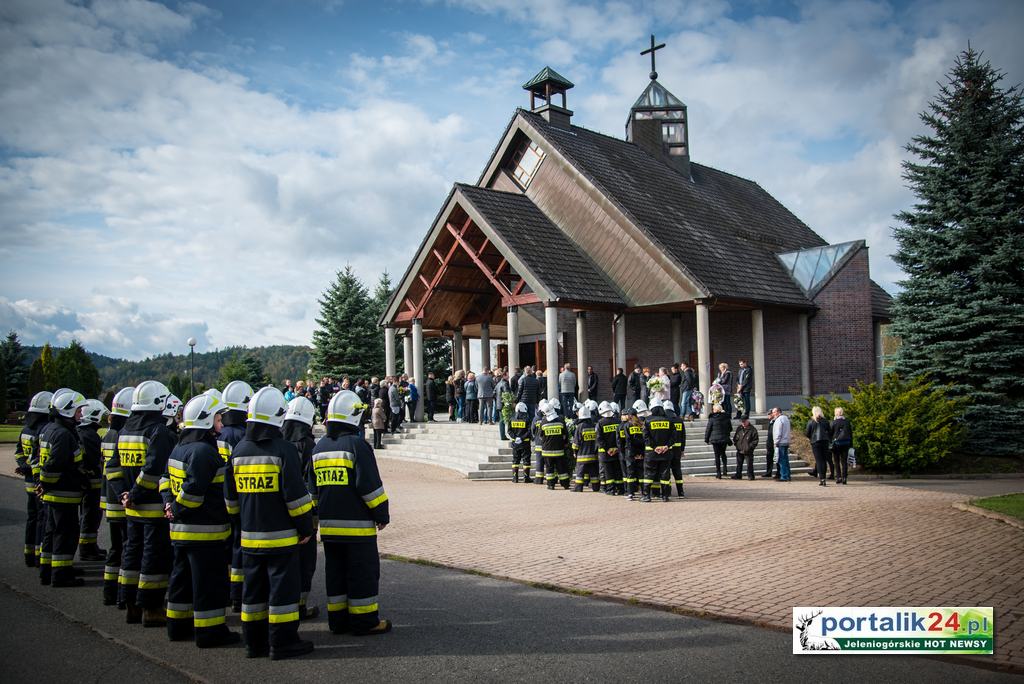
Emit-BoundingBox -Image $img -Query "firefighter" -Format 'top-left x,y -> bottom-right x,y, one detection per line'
37,389 -> 88,587
220,380 -> 254,611
531,399 -> 548,485
226,386 -> 315,660
623,401 -> 648,500
310,390 -> 392,636
508,402 -> 532,483
164,393 -> 240,648
163,395 -> 183,437
283,395 -> 320,620
76,399 -> 108,561
642,399 -> 676,503
666,404 -> 686,497
595,401 -> 623,496
101,386 -> 133,606
37,389 -> 71,584
15,391 -> 51,566
571,403 -> 599,492
539,403 -> 570,490
118,380 -> 176,626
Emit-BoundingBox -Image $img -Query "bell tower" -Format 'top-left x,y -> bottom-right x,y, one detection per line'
626,35 -> 691,179
523,66 -> 574,128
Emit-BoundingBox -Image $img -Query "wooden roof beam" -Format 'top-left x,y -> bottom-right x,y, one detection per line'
446,222 -> 514,298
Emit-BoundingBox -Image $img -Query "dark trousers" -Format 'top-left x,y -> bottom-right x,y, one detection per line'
37,501 -> 49,573
533,447 -> 545,485
559,393 -> 576,413
765,445 -> 775,477
167,544 -> 231,644
669,452 -> 684,488
48,502 -> 81,585
120,519 -> 172,610
79,487 -> 102,548
543,455 -> 570,488
599,458 -> 623,492
299,534 -> 317,614
230,519 -> 243,605
242,550 -> 302,651
625,458 -> 644,494
735,451 -> 755,478
480,397 -> 494,423
722,395 -> 733,417
372,429 -> 383,449
613,394 -> 626,411
465,399 -> 478,423
425,399 -> 435,421
812,441 -> 830,480
104,520 -> 127,604
572,459 -> 600,491
324,542 -> 381,634
24,491 -> 37,561
389,409 -> 402,432
740,392 -> 751,418
511,443 -> 532,478
712,442 -> 728,476
831,444 -> 849,481
643,458 -> 672,497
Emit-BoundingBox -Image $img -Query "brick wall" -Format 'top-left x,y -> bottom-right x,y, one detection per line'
809,248 -> 875,393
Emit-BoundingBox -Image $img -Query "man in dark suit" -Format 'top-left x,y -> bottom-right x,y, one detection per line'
669,364 -> 681,413
586,365 -> 599,401
611,368 -> 627,409
627,365 -> 643,403
736,359 -> 752,419
515,366 -> 541,419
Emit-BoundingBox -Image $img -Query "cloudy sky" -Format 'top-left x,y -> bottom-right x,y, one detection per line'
1,0 -> 1021,360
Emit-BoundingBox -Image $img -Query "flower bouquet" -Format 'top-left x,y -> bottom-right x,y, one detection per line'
398,386 -> 410,403
646,376 -> 665,394
690,390 -> 704,415
733,393 -> 745,416
707,383 -> 724,408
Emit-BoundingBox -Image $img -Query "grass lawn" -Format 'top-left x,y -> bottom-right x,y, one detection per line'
0,424 -> 22,443
973,493 -> 1024,521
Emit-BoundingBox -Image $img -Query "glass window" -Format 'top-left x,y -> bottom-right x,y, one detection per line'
508,139 -> 545,188
777,242 -> 860,294
662,122 -> 685,143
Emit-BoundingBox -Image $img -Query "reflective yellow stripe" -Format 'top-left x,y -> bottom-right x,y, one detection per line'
288,501 -> 313,517
170,529 -> 232,542
241,610 -> 268,622
320,526 -> 376,537
126,509 -> 166,518
365,492 -> 388,509
313,457 -> 354,468
240,536 -> 298,549
268,611 -> 299,624
42,493 -> 83,504
233,464 -> 279,474
348,603 -> 378,614
194,615 -> 226,627
166,608 -> 194,619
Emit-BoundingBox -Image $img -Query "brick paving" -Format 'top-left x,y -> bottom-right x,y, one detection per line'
377,458 -> 1024,672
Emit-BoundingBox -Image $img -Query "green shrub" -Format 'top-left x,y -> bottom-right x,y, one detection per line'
792,375 -> 969,474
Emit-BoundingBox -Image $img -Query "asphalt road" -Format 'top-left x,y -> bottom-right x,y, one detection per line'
0,475 -> 1015,683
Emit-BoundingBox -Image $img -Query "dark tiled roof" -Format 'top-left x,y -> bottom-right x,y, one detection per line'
520,109 -> 831,307
871,281 -> 893,319
456,184 -> 624,306
522,66 -> 574,90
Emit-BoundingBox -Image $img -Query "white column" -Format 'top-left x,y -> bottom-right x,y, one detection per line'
462,338 -> 472,372
799,313 -> 811,396
412,319 -> 424,421
751,309 -> 767,415
671,312 -> 683,363
453,328 -> 463,371
402,334 -> 413,377
506,306 -> 520,371
614,313 -> 626,373
384,326 -> 396,378
480,322 -> 491,370
696,302 -> 711,417
545,304 -> 559,400
576,312 -> 588,401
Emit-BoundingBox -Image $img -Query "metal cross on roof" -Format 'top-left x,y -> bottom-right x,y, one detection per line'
640,34 -> 666,80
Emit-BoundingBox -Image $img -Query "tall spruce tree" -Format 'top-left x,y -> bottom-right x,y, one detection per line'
54,340 -> 103,397
891,47 -> 1024,455
0,331 -> 27,411
39,343 -> 58,390
367,271 -> 394,378
311,266 -> 376,379
27,358 -> 44,396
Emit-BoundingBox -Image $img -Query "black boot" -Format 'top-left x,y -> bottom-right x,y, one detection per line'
640,485 -> 652,503
819,479 -> 827,487
196,628 -> 240,649
676,483 -> 685,497
143,607 -> 166,627
523,474 -> 532,484
126,604 -> 142,624
271,639 -> 315,660
78,544 -> 106,561
512,471 -> 519,483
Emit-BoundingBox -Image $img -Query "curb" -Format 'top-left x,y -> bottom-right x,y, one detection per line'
952,500 -> 1024,530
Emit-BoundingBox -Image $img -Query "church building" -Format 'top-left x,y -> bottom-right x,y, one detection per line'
380,44 -> 891,416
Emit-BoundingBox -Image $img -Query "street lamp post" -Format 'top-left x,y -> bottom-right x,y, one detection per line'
187,337 -> 197,397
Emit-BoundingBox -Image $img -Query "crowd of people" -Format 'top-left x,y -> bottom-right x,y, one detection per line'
13,380 -> 391,660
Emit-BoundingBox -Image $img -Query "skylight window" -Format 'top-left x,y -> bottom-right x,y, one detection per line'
776,241 -> 859,295
509,139 -> 545,188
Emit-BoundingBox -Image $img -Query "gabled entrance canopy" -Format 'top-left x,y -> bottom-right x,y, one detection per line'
380,184 -> 624,333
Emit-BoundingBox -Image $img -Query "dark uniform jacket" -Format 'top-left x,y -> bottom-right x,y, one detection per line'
217,411 -> 247,462
611,373 -> 627,397
102,415 -> 127,520
16,413 -> 48,493
164,430 -> 230,545
643,408 -> 676,461
515,374 -> 541,406
704,412 -> 732,445
681,369 -> 695,392
38,417 -> 84,505
539,416 -> 568,458
225,423 -> 314,554
622,416 -> 646,460
732,423 -> 759,454
508,412 -> 531,445
119,411 -> 177,522
668,411 -> 686,455
572,418 -> 598,463
77,423 -> 103,495
596,416 -> 621,461
309,423 -> 389,543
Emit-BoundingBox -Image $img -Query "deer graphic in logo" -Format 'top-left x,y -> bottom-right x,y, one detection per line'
796,610 -> 840,651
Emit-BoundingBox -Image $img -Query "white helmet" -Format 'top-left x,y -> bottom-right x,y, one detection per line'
548,397 -> 561,411
131,380 -> 171,412
285,396 -> 316,427
182,393 -> 222,431
203,388 -> 228,413
28,391 -> 53,414
648,398 -> 662,411
515,402 -> 528,414
632,399 -> 649,416
163,394 -> 182,418
223,380 -> 254,412
326,390 -> 366,427
111,387 -> 134,417
51,388 -> 87,418
544,408 -> 558,421
247,387 -> 288,427
572,400 -> 582,415
609,401 -> 620,414
80,399 -> 109,425
538,399 -> 549,415
597,401 -> 613,418
585,399 -> 598,414
577,403 -> 591,420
